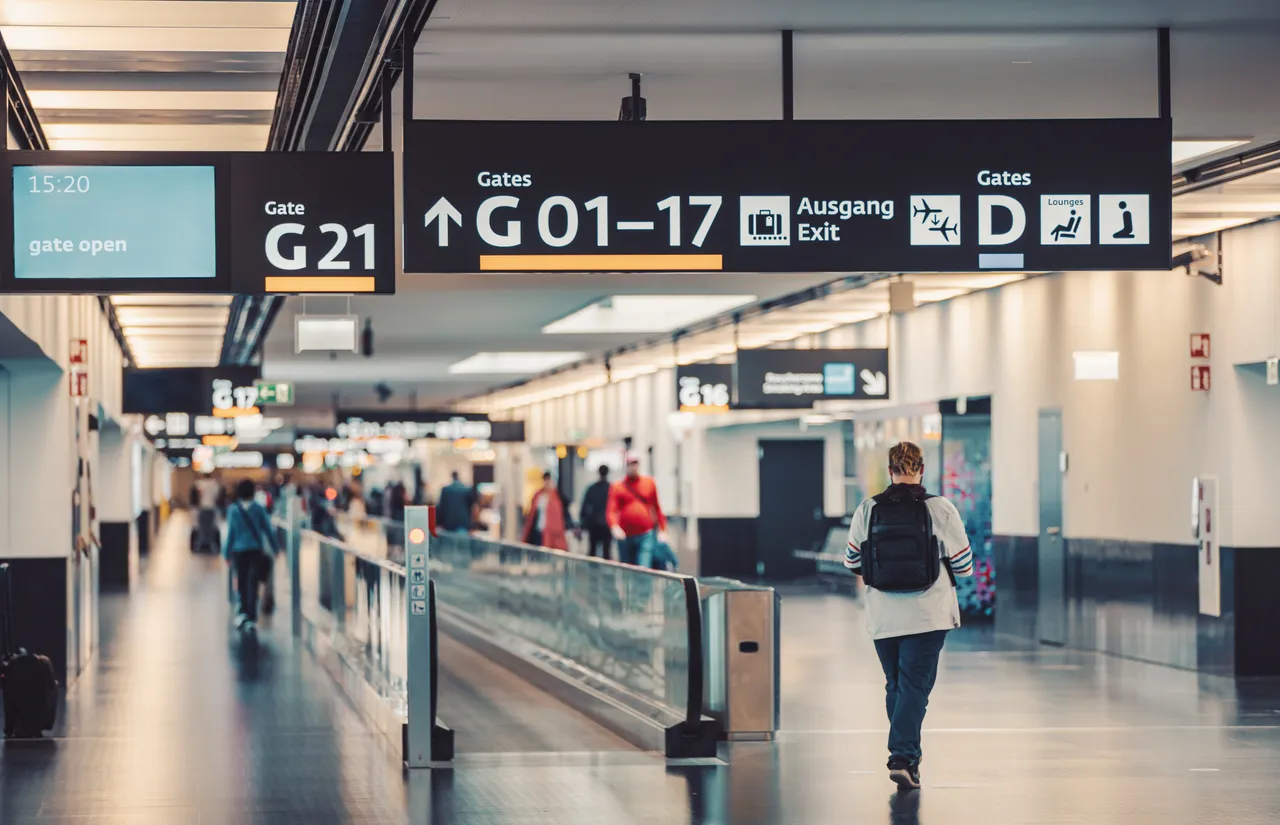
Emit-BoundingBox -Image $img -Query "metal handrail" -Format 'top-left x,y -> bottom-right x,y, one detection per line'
302,527 -> 406,575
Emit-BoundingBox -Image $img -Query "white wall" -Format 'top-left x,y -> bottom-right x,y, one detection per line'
504,218 -> 1280,551
0,296 -> 128,558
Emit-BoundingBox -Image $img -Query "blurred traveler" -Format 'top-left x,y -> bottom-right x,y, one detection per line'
607,455 -> 667,567
844,441 -> 973,791
387,482 -> 407,523
347,482 -> 367,520
437,471 -> 477,536
308,485 -> 344,542
579,465 -> 613,560
192,475 -> 221,553
223,480 -> 280,633
522,472 -> 568,551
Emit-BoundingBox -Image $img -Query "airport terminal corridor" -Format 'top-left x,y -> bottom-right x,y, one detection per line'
6,2 -> 1280,823
3,516 -> 1280,823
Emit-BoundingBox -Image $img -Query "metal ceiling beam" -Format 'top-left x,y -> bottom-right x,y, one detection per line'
223,0 -> 440,368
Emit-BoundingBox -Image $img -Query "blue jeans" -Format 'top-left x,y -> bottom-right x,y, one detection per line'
617,530 -> 657,567
872,629 -> 948,762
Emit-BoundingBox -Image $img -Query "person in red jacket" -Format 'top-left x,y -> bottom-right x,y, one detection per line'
523,472 -> 569,551
607,454 -> 667,567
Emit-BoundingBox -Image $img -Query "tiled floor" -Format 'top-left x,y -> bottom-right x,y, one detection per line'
4,519 -> 1280,824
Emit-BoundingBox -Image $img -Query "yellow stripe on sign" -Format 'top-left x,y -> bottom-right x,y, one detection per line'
264,276 -> 377,293
478,254 -> 723,271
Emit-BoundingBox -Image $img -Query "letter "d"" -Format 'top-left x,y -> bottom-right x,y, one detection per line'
978,195 -> 1026,246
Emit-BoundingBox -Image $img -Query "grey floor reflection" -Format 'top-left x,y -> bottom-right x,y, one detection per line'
7,521 -> 1280,825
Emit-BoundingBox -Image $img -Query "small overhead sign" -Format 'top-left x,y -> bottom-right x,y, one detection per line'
254,381 -> 294,406
402,118 -> 1171,274
676,363 -> 732,413
735,348 -> 890,409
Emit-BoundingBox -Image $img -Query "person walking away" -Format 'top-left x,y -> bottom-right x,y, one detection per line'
522,472 -> 568,550
844,441 -> 973,791
193,475 -> 221,552
579,465 -> 614,559
607,454 -> 667,567
437,471 -> 477,536
223,480 -> 280,633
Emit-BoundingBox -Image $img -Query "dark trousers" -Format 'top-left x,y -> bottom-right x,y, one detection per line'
586,527 -> 613,560
232,550 -> 268,621
872,629 -> 948,762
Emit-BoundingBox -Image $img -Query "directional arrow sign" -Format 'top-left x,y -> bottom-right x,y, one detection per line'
735,348 -> 890,408
861,369 -> 888,396
424,197 -> 462,246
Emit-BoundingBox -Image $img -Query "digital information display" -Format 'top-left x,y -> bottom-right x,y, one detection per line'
735,348 -> 891,408
403,118 -> 1172,274
14,165 -> 217,281
1,151 -> 394,294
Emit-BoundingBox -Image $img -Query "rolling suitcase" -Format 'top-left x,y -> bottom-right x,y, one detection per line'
0,563 -> 59,739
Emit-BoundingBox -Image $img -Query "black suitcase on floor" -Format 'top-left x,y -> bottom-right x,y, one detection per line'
0,563 -> 59,738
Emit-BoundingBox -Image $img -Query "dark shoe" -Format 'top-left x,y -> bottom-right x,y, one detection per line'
888,756 -> 921,790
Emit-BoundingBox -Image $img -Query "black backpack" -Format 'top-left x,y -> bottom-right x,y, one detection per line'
861,489 -> 950,593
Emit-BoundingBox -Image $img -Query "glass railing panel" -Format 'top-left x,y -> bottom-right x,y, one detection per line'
430,534 -> 693,718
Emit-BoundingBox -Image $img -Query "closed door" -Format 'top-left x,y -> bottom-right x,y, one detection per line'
757,440 -> 825,580
1037,409 -> 1066,645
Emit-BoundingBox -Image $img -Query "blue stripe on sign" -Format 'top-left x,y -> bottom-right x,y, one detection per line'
979,253 -> 1024,269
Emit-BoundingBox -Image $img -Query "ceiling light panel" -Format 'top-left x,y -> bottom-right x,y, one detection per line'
449,352 -> 586,375
28,90 -> 278,111
543,294 -> 757,334
1172,140 -> 1249,167
0,1 -> 297,29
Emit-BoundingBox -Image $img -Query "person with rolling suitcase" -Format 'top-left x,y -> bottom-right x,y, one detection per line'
0,563 -> 59,739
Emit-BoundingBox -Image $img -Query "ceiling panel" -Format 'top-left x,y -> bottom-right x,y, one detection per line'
2,0 -> 297,367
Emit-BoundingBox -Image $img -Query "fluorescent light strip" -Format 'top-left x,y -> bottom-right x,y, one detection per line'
2,26 -> 291,54
543,294 -> 757,335
449,352 -> 586,375
28,89 -> 278,111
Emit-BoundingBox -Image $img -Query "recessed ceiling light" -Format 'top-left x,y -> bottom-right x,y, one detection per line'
542,294 -> 757,335
1172,140 -> 1249,166
449,352 -> 586,375
1011,60 -> 1032,65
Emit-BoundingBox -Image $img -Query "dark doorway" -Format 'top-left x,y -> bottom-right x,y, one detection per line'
757,439 -> 826,580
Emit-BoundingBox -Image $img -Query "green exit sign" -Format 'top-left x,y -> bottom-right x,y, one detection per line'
254,381 -> 294,406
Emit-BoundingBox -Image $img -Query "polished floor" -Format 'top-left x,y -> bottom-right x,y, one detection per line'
3,520 -> 1280,823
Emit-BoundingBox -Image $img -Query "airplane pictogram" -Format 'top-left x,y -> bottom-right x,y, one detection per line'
911,199 -> 943,224
929,215 -> 958,243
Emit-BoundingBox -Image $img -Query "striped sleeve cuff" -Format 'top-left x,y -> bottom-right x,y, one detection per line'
947,547 -> 974,576
844,541 -> 862,570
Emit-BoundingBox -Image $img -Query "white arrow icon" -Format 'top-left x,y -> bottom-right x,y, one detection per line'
860,369 -> 887,396
423,197 -> 462,246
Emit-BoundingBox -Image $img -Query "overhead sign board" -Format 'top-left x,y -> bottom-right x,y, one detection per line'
335,410 -> 527,443
123,366 -> 261,415
2,152 -> 395,294
735,348 -> 890,409
676,363 -> 733,413
402,119 -> 1171,274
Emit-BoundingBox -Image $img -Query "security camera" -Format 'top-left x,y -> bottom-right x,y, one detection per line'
361,318 -> 374,357
1174,240 -> 1222,285
1171,245 -> 1210,271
